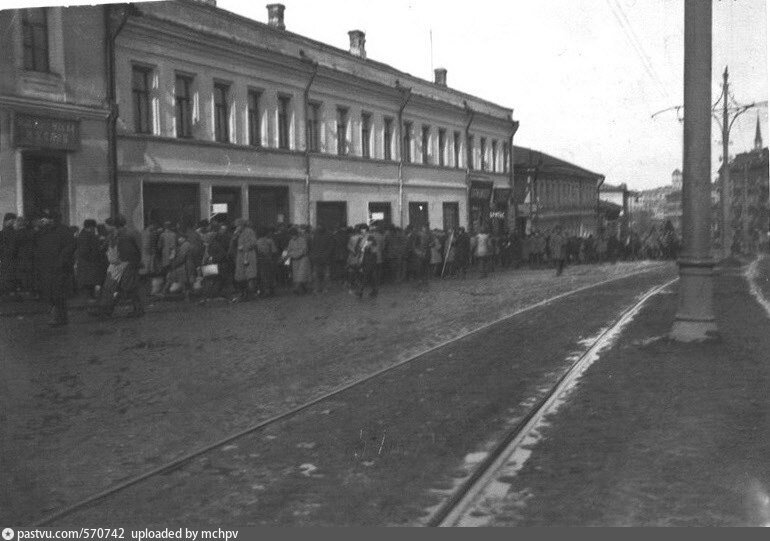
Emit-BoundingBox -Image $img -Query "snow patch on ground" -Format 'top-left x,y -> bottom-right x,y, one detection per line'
746,256 -> 770,320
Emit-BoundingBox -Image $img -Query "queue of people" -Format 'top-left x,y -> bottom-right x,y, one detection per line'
1,209 -> 680,326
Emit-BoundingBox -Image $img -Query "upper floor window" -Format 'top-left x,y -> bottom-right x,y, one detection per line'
21,8 -> 49,72
403,121 -> 413,163
421,125 -> 430,165
248,90 -> 262,147
438,128 -> 447,167
307,101 -> 321,152
384,117 -> 394,161
278,95 -> 292,149
361,112 -> 372,159
213,83 -> 230,143
174,75 -> 193,139
466,134 -> 474,171
336,107 -> 349,156
480,137 -> 487,171
453,131 -> 461,169
492,140 -> 498,172
131,66 -> 152,134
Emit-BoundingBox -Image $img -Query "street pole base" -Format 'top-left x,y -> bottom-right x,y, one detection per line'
669,318 -> 719,343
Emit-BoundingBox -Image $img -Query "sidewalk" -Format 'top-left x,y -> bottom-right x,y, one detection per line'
470,256 -> 770,526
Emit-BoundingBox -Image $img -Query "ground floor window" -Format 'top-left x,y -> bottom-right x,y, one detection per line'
22,151 -> 68,223
249,186 -> 289,230
316,201 -> 347,231
368,202 -> 392,225
143,182 -> 200,228
442,202 -> 459,231
409,201 -> 429,230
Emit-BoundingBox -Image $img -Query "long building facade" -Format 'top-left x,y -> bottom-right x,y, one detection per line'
111,0 -> 517,232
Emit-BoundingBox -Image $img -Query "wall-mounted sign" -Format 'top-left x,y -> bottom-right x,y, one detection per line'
14,114 -> 80,151
469,181 -> 493,201
211,203 -> 229,214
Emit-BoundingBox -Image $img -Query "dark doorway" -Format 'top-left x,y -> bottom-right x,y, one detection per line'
22,151 -> 68,223
409,201 -> 429,230
211,186 -> 242,225
316,201 -> 347,231
442,202 -> 460,231
248,186 -> 289,229
143,182 -> 200,228
368,202 -> 392,225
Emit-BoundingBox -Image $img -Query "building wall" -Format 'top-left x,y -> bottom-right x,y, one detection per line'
112,1 -> 515,230
0,6 -> 110,227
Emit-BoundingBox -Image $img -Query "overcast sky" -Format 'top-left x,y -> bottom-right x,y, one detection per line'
8,0 -> 769,190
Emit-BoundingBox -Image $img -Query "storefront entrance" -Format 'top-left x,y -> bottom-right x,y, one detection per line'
368,202 -> 392,225
442,202 -> 459,231
408,201 -> 429,230
248,186 -> 289,229
316,201 -> 347,231
22,151 -> 68,223
143,182 -> 200,227
469,181 -> 493,233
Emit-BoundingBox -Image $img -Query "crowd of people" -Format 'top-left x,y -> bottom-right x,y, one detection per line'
0,209 -> 681,326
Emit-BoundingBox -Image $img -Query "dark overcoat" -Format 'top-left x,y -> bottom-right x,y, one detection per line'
76,229 -> 107,287
33,223 -> 76,302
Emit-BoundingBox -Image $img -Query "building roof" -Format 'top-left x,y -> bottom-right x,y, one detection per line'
133,1 -> 514,121
729,147 -> 769,171
512,146 -> 604,180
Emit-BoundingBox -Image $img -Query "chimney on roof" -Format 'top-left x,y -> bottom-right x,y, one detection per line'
434,68 -> 447,87
348,30 -> 366,59
266,4 -> 285,30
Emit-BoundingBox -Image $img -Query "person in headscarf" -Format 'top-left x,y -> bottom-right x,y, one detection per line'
286,227 -> 311,294
231,218 -> 258,302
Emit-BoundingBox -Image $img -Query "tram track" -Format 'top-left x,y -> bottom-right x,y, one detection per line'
426,277 -> 678,527
32,264 -> 672,527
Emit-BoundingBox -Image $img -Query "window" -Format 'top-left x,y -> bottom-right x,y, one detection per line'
307,101 -> 320,152
175,75 -> 193,139
403,121 -> 413,163
384,117 -> 394,161
492,140 -> 498,172
248,90 -> 262,147
466,134 -> 474,170
336,107 -> 348,156
213,83 -> 230,143
21,8 -> 49,72
278,95 -> 291,149
453,131 -> 461,168
438,129 -> 447,167
131,66 -> 152,134
503,142 -> 509,173
361,112 -> 372,158
480,137 -> 487,171
421,125 -> 430,165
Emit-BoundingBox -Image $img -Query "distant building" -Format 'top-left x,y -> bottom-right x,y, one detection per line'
717,115 -> 769,252
513,146 -> 604,236
599,182 -> 633,238
628,169 -> 683,233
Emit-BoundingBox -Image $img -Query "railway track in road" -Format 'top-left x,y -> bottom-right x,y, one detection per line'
33,264 -> 673,527
426,277 -> 679,527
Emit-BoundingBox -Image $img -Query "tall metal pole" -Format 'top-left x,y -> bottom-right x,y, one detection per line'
721,67 -> 731,257
671,0 -> 717,342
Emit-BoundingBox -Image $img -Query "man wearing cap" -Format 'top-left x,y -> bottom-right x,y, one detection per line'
33,209 -> 76,326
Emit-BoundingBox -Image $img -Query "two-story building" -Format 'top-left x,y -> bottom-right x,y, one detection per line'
0,5 -> 111,226
114,0 -> 517,232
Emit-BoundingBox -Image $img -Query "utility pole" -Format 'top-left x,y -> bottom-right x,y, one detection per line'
670,0 -> 717,342
720,67 -> 731,257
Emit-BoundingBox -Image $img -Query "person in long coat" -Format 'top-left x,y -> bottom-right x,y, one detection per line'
232,219 -> 258,302
33,209 -> 76,326
13,217 -> 36,295
75,219 -> 107,298
550,225 -> 567,276
255,227 -> 278,297
0,213 -> 18,296
286,227 -> 311,294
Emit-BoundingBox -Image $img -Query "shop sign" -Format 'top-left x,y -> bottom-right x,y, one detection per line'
493,188 -> 511,203
14,114 -> 80,151
489,210 -> 507,219
469,181 -> 493,201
